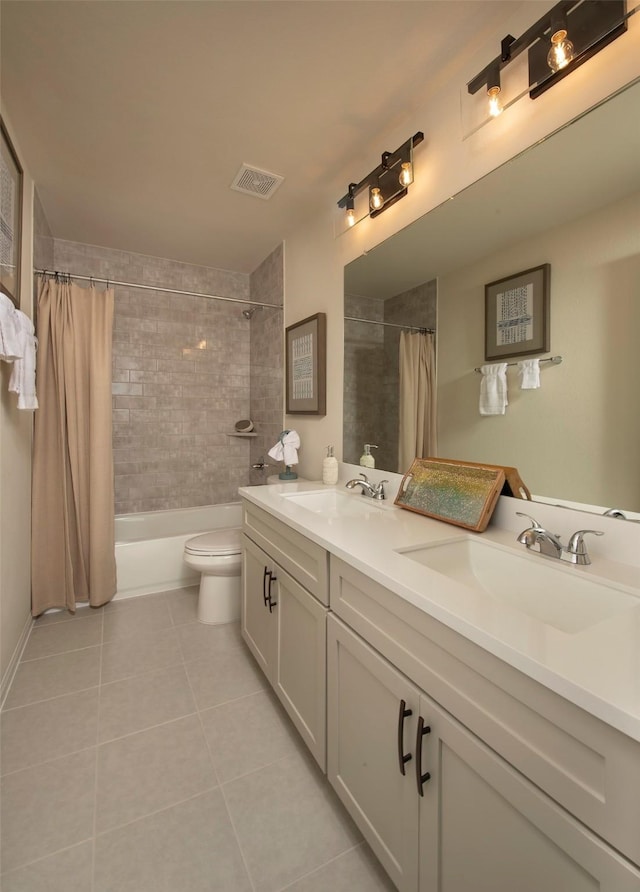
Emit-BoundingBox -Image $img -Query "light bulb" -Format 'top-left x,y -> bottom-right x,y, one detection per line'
487,85 -> 503,117
346,207 -> 356,227
399,162 -> 414,187
369,187 -> 383,211
547,28 -> 575,72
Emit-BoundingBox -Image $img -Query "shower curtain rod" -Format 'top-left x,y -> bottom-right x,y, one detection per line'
34,269 -> 282,310
344,315 -> 435,335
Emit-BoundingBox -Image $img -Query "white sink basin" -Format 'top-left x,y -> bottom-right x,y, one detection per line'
396,537 -> 639,633
281,489 -> 391,520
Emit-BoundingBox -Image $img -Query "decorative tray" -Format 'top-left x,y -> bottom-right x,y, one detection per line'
394,458 -> 506,532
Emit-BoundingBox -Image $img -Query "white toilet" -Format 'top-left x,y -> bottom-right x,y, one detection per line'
183,527 -> 243,624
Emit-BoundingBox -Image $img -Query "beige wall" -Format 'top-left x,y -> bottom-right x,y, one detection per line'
284,3 -> 640,481
437,191 -> 640,509
0,111 -> 35,695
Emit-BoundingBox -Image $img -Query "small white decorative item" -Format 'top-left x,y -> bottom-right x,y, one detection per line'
322,445 -> 338,485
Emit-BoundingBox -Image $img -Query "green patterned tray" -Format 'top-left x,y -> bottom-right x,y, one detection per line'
394,459 -> 505,532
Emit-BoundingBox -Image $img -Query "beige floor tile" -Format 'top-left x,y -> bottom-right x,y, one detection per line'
94,790 -> 252,892
3,647 -> 101,709
177,620 -> 245,662
95,714 -> 217,833
200,689 -> 301,782
22,615 -> 103,661
165,586 -> 199,626
98,664 -> 196,742
102,596 -> 173,642
1,841 -> 94,892
100,625 -> 182,685
282,843 -> 396,891
224,749 -> 362,892
0,749 -> 96,872
184,647 -> 267,710
1,688 -> 99,775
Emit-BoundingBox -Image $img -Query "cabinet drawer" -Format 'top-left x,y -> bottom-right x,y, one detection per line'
331,555 -> 640,867
243,502 -> 328,604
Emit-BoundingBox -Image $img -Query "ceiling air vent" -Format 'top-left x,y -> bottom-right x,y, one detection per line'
230,164 -> 284,200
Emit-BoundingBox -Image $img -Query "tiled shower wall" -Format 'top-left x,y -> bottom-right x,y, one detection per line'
51,239 -> 283,514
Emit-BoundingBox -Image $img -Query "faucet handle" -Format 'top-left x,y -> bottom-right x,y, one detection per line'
567,529 -> 604,555
515,512 -> 545,531
373,479 -> 389,499
358,472 -> 369,483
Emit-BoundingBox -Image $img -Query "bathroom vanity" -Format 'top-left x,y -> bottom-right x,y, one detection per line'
239,480 -> 640,891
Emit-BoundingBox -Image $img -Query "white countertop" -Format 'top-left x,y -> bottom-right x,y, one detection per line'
239,477 -> 640,743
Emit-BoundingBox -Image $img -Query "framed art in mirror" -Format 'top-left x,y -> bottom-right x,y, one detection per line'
485,264 -> 550,361
0,119 -> 23,307
285,312 -> 326,415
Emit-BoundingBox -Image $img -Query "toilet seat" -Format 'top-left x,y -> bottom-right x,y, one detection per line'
184,527 -> 242,557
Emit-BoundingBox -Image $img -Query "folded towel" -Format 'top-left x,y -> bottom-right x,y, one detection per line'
8,310 -> 39,410
0,292 -> 23,361
268,429 -> 300,466
517,358 -> 541,389
479,363 -> 508,415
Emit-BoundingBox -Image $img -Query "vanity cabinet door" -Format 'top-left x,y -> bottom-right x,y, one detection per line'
241,534 -> 276,681
273,564 -> 327,769
327,614 -> 420,892
417,693 -> 640,892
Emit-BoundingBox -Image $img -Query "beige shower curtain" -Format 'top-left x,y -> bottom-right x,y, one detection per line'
398,331 -> 437,473
31,277 -> 116,616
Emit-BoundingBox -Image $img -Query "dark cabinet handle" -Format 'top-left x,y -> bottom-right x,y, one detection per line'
262,567 -> 270,605
415,716 -> 431,796
266,570 -> 277,613
397,699 -> 413,775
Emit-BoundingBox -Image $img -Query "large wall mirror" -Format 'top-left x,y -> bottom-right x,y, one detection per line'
344,79 -> 640,516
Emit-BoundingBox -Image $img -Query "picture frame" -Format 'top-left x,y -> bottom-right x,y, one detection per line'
485,263 -> 550,361
0,119 -> 23,307
285,312 -> 326,415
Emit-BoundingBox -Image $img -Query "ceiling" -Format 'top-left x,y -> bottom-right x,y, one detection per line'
0,0 -> 509,274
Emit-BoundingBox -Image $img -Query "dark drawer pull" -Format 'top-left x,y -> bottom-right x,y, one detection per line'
262,567 -> 270,605
266,570 -> 277,612
415,715 -> 431,796
397,699 -> 413,775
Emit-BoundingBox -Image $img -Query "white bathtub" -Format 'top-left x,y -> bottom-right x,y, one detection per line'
114,502 -> 242,600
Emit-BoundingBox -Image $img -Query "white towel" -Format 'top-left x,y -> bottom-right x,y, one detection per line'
517,358 -> 541,389
8,310 -> 39,410
479,363 -> 508,415
0,292 -> 23,361
268,430 -> 300,466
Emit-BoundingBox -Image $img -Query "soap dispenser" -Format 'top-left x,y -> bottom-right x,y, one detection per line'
322,445 -> 339,485
360,444 -> 378,468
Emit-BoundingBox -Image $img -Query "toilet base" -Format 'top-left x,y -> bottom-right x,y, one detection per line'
197,573 -> 241,625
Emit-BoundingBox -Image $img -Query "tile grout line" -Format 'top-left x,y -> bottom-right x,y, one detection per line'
275,842 -> 368,892
184,632 -> 258,892
91,609 -> 105,892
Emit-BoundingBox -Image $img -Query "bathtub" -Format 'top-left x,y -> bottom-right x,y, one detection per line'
114,502 -> 242,600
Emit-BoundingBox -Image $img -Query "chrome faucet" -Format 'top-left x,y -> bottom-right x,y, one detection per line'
345,473 -> 388,501
516,512 -> 604,566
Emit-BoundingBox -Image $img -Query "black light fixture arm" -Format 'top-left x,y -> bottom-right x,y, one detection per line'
467,0 -> 577,94
337,131 -> 424,211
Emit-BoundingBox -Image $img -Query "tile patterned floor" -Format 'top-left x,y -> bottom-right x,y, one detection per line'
0,588 -> 395,891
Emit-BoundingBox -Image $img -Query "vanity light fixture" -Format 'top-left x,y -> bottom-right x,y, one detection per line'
467,0 -> 627,104
486,62 -> 503,117
337,132 -> 424,226
547,8 -> 576,71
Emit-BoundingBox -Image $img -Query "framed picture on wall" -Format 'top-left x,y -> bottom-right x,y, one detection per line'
285,312 -> 326,415
0,119 -> 23,307
485,264 -> 550,361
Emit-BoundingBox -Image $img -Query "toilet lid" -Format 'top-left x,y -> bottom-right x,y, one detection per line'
184,527 -> 242,556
